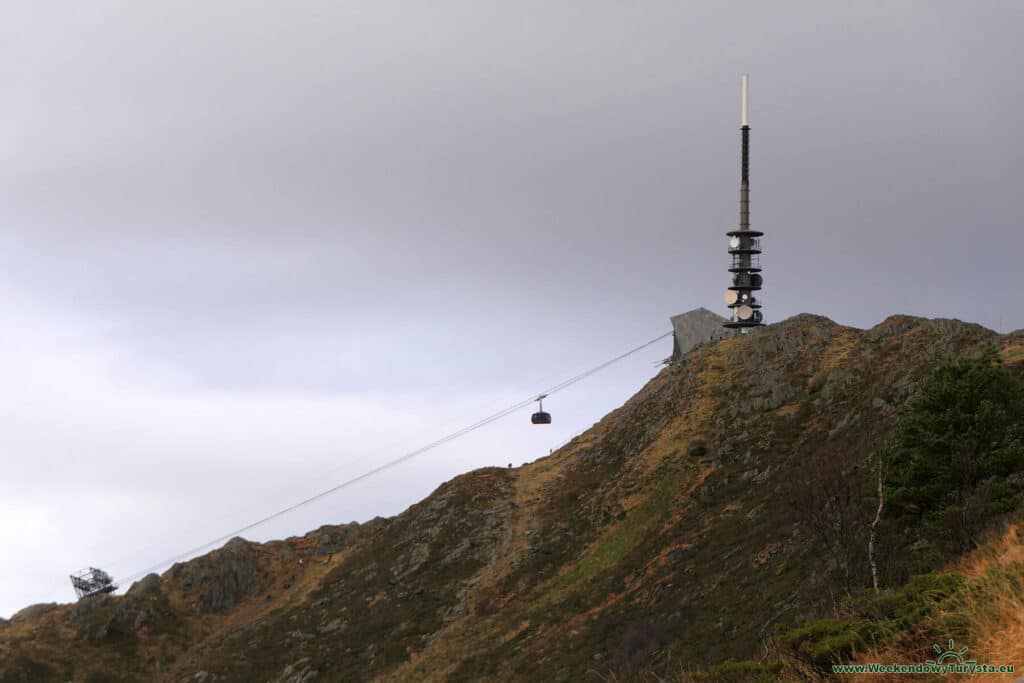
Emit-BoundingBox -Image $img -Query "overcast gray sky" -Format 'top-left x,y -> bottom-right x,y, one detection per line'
2,1 -> 1022,617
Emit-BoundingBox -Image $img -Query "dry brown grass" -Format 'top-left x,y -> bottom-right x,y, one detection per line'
773,402 -> 803,418
842,523 -> 1024,682
953,524 -> 1024,579
999,342 -> 1024,366
948,524 -> 1024,678
807,328 -> 862,389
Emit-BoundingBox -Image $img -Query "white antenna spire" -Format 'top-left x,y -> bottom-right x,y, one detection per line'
741,73 -> 749,127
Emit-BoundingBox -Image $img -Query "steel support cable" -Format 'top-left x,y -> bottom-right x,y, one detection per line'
115,329 -> 672,586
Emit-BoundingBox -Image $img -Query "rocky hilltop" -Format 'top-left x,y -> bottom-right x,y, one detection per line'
2,314 -> 1022,682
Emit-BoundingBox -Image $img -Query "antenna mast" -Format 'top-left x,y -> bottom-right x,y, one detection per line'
740,73 -> 750,231
724,73 -> 764,330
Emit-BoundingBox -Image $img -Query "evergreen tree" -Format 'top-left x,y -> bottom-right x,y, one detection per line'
887,348 -> 1024,562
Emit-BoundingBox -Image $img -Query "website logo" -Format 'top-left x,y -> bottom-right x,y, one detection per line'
832,639 -> 1014,676
926,639 -> 971,667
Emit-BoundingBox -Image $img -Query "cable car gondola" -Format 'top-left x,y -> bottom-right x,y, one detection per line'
531,395 -> 551,424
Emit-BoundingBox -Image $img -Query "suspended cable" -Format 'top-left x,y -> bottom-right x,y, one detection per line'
115,329 -> 672,586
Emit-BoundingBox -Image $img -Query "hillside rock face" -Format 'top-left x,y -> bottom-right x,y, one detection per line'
167,537 -> 263,615
2,314 -> 1021,682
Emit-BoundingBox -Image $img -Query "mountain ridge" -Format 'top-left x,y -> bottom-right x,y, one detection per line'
2,313 -> 1023,682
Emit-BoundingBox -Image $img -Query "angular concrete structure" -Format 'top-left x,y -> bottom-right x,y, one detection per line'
670,307 -> 730,360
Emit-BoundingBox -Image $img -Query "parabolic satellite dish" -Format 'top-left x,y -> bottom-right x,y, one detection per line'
724,290 -> 739,305
751,273 -> 763,288
729,236 -> 741,249
737,304 -> 754,320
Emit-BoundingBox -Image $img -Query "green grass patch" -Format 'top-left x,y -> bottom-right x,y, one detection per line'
778,572 -> 965,667
691,659 -> 784,682
556,467 -> 686,591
